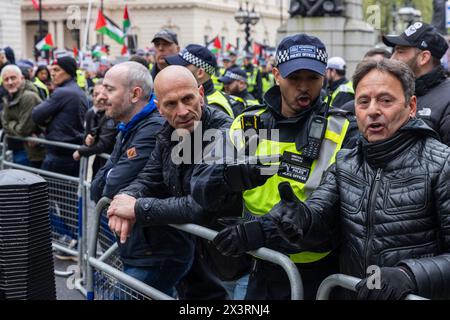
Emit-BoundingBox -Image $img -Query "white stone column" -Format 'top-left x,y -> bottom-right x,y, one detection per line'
21,21 -> 28,59
48,21 -> 56,43
56,20 -> 64,50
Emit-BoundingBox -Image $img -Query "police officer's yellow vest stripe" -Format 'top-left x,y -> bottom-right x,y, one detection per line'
207,90 -> 235,118
212,68 -> 225,91
76,69 -> 86,89
33,77 -> 49,98
230,108 -> 349,264
233,96 -> 259,109
262,74 -> 275,94
246,68 -> 258,93
325,81 -> 354,107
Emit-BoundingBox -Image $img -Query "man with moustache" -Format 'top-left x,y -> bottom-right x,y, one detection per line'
191,34 -> 358,300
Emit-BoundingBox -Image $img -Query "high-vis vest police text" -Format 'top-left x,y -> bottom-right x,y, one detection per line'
230,108 -> 349,263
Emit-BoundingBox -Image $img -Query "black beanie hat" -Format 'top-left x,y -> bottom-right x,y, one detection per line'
53,56 -> 77,78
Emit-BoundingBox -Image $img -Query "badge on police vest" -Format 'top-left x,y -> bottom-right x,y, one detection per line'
127,147 -> 138,159
278,151 -> 313,183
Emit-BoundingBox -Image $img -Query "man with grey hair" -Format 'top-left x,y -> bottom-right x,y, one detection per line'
262,58 -> 450,300
105,65 -> 242,299
1,64 -> 45,167
90,61 -> 166,295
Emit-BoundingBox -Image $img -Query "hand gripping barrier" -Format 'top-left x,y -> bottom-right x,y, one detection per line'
87,197 -> 304,300
316,273 -> 429,300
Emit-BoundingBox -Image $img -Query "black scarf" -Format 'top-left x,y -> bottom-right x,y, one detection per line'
415,65 -> 447,97
360,118 -> 435,168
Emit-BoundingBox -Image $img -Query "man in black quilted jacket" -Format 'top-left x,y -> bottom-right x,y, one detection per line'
225,58 -> 450,300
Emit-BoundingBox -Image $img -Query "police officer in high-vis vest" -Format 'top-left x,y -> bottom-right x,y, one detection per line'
325,56 -> 354,109
243,52 -> 263,103
191,34 -> 358,300
165,44 -> 244,118
219,67 -> 260,110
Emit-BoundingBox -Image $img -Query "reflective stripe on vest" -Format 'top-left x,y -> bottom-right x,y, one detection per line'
76,69 -> 86,89
207,90 -> 235,118
246,68 -> 258,92
212,68 -> 225,91
233,96 -> 259,109
33,77 -> 49,98
262,74 -> 275,94
326,81 -> 354,107
230,110 -> 349,263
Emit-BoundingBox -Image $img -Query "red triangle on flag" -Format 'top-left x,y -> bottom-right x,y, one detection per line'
95,10 -> 107,30
31,0 -> 40,11
121,44 -> 128,56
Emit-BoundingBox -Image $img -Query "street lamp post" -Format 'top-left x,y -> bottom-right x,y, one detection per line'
234,1 -> 260,53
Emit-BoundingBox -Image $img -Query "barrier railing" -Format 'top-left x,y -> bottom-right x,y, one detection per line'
0,134 -> 89,297
87,197 -> 304,300
316,273 -> 429,300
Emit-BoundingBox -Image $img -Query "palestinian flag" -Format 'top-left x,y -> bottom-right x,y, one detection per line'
207,36 -> 222,54
123,5 -> 131,35
31,0 -> 40,11
121,44 -> 129,56
92,44 -> 108,58
95,10 -> 124,45
35,34 -> 54,51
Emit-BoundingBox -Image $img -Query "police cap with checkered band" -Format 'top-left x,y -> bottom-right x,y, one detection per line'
275,34 -> 328,77
165,44 -> 218,76
218,67 -> 247,84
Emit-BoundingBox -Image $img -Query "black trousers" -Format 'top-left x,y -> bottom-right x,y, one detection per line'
176,239 -> 229,300
245,250 -> 339,300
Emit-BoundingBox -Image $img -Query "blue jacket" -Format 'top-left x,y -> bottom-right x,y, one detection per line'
32,79 -> 87,155
91,106 -> 196,267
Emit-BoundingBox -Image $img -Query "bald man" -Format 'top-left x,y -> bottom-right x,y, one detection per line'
107,65 -> 243,299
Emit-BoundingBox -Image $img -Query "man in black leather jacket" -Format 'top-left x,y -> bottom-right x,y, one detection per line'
265,59 -> 450,300
384,22 -> 450,145
106,66 -> 242,299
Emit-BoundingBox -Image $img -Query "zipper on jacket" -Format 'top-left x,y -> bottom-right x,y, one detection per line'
364,168 -> 382,273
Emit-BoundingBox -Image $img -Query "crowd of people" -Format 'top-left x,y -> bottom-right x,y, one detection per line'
1,20 -> 450,300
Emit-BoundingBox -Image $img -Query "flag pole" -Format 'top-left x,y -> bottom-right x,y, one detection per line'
100,0 -> 104,45
38,0 -> 43,39
83,0 -> 93,52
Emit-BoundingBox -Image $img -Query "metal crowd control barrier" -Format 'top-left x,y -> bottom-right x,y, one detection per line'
87,197 -> 304,300
0,134 -> 89,296
87,197 -> 174,300
316,273 -> 429,300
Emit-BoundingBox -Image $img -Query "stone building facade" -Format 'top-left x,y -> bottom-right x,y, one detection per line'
20,0 -> 289,58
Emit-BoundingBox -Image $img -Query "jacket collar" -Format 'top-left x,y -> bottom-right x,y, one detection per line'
203,79 -> 215,96
359,117 -> 439,168
328,77 -> 348,93
415,65 -> 447,96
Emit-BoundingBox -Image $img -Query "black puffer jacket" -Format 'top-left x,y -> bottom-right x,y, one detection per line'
297,118 -> 450,299
415,66 -> 450,146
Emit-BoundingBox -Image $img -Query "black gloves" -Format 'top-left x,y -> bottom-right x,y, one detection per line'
212,220 -> 265,257
224,163 -> 272,192
356,266 -> 417,300
266,182 -> 310,245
